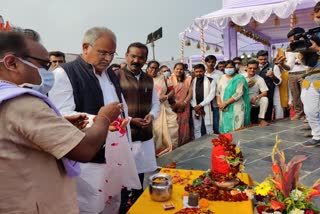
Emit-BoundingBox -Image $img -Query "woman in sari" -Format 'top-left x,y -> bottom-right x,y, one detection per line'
169,63 -> 193,146
146,61 -> 179,156
216,60 -> 250,133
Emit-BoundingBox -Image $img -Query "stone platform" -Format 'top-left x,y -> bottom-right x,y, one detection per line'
155,119 -> 320,207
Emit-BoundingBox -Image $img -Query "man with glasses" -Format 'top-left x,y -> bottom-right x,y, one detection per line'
49,27 -> 136,214
49,51 -> 66,70
0,31 -> 122,213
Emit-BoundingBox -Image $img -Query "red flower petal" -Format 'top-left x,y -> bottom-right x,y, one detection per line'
270,199 -> 285,211
272,164 -> 281,174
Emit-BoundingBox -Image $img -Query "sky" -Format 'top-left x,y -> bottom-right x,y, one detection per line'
0,0 -> 222,61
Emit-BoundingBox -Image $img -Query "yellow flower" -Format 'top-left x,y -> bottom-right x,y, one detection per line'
239,164 -> 245,171
235,147 -> 241,154
255,181 -> 272,196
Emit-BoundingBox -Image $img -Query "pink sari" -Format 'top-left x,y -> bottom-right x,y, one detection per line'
170,75 -> 192,146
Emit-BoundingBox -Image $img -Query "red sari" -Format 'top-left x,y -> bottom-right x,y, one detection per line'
169,75 -> 192,146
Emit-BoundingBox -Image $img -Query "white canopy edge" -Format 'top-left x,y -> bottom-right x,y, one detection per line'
195,0 -> 303,29
181,0 -> 317,33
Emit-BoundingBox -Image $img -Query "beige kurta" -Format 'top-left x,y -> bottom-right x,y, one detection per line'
0,95 -> 85,213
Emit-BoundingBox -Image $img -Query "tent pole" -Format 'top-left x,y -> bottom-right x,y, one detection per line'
200,28 -> 205,63
223,21 -> 238,59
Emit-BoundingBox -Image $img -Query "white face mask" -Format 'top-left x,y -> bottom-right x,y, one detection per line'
163,71 -> 171,78
225,68 -> 235,76
315,19 -> 320,26
19,58 -> 55,95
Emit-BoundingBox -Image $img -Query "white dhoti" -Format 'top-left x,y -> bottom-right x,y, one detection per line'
273,86 -> 284,119
301,83 -> 320,140
192,110 -> 213,139
131,138 -> 157,174
255,97 -> 269,119
77,131 -> 141,214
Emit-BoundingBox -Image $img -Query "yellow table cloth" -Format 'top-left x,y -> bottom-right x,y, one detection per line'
127,168 -> 254,214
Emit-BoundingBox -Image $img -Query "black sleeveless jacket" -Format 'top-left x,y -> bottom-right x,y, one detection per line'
61,56 -> 122,163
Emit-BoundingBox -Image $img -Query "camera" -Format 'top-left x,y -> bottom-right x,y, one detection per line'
289,27 -> 320,52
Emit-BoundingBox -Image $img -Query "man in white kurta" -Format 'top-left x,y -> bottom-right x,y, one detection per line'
191,64 -> 215,139
49,27 -> 139,214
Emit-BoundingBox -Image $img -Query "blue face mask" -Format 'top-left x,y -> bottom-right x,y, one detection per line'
225,68 -> 235,76
163,71 -> 171,78
19,58 -> 55,95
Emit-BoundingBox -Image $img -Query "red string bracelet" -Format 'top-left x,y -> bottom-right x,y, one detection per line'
98,115 -> 111,124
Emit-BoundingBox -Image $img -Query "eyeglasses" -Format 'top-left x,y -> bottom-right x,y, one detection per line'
89,44 -> 117,58
23,55 -> 51,70
51,60 -> 64,63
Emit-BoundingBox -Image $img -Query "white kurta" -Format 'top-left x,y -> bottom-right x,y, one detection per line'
49,66 -> 139,214
190,76 -> 216,125
273,65 -> 293,119
191,76 -> 215,139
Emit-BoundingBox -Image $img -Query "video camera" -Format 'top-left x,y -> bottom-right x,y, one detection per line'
290,27 -> 320,52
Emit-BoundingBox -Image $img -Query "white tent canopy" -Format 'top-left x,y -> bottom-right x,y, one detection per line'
195,0 -> 315,29
180,0 -> 318,59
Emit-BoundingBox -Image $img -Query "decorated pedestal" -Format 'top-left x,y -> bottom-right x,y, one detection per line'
184,134 -> 253,202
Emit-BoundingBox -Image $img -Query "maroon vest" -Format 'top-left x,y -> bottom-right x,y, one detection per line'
119,68 -> 154,141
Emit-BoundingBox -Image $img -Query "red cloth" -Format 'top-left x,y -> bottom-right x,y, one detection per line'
211,145 -> 230,174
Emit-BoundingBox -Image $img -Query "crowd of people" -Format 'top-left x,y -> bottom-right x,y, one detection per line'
0,2 -> 320,214
142,48 -> 314,157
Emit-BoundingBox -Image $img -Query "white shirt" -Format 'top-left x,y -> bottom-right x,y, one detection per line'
242,73 -> 269,99
49,66 -> 134,145
205,69 -> 223,107
285,51 -> 308,73
205,69 -> 223,83
272,65 -> 283,86
49,67 -> 124,115
191,76 -> 216,107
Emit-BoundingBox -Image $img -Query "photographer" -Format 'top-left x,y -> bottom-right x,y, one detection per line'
291,1 -> 320,147
276,28 -> 308,121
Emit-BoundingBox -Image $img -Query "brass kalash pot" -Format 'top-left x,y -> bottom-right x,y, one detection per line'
149,173 -> 173,202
